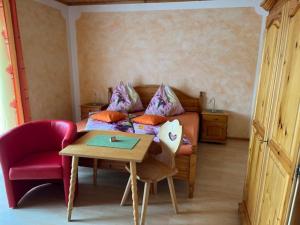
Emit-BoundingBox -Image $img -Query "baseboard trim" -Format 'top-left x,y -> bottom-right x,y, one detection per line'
228,137 -> 250,141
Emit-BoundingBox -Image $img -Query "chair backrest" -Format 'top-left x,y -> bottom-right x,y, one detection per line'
156,120 -> 183,168
0,120 -> 76,169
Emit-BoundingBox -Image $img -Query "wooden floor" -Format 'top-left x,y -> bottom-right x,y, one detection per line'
0,139 -> 248,225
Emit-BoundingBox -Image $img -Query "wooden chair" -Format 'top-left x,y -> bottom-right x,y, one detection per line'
120,119 -> 183,225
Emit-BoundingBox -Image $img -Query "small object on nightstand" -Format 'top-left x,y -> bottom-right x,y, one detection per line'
80,103 -> 108,120
201,109 -> 228,144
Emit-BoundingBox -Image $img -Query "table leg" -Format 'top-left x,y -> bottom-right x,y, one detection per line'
93,159 -> 98,185
67,156 -> 79,222
130,161 -> 139,225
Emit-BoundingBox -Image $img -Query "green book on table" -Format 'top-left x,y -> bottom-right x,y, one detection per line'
86,135 -> 140,150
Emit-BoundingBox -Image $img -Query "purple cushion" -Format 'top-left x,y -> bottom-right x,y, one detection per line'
107,82 -> 143,113
85,117 -> 134,133
145,85 -> 184,116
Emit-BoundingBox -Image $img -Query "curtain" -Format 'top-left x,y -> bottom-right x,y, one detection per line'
0,1 -> 17,134
0,0 -> 28,134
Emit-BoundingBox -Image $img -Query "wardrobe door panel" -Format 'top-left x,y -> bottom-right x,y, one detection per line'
243,4 -> 286,224
256,2 -> 300,225
244,130 -> 265,224
269,2 -> 300,163
241,2 -> 288,225
257,149 -> 289,225
254,20 -> 281,134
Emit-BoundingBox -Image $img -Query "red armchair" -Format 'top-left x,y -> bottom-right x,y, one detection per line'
0,120 -> 77,208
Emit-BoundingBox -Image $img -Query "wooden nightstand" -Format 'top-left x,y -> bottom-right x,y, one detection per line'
80,103 -> 107,119
201,110 -> 228,143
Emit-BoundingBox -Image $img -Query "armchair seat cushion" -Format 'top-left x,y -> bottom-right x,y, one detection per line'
9,151 -> 62,180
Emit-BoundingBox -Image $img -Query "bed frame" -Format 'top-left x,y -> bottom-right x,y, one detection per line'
79,85 -> 204,198
106,85 -> 204,198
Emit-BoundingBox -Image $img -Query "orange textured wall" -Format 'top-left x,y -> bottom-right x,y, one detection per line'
16,0 -> 72,120
76,8 -> 261,138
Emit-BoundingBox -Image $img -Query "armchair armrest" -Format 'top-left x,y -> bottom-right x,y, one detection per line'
61,122 -> 77,149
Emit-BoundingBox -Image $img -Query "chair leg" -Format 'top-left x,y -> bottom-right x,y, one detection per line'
188,153 -> 197,198
93,159 -> 98,185
150,182 -> 157,195
140,182 -> 150,225
153,182 -> 157,195
120,176 -> 131,206
167,176 -> 178,214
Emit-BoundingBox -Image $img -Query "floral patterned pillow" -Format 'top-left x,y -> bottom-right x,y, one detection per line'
126,83 -> 144,112
145,85 -> 185,116
107,82 -> 143,113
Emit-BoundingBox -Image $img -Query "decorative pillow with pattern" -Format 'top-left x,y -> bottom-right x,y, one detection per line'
126,83 -> 144,112
107,82 -> 131,112
145,85 -> 185,116
107,82 -> 143,113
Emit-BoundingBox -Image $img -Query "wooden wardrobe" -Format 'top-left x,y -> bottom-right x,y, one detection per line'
239,0 -> 300,225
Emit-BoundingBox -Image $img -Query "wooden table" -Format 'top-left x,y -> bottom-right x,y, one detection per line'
59,130 -> 154,225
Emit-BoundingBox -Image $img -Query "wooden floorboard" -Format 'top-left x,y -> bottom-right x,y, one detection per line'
0,139 -> 248,225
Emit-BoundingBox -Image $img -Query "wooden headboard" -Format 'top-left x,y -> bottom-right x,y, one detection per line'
108,85 -> 205,113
